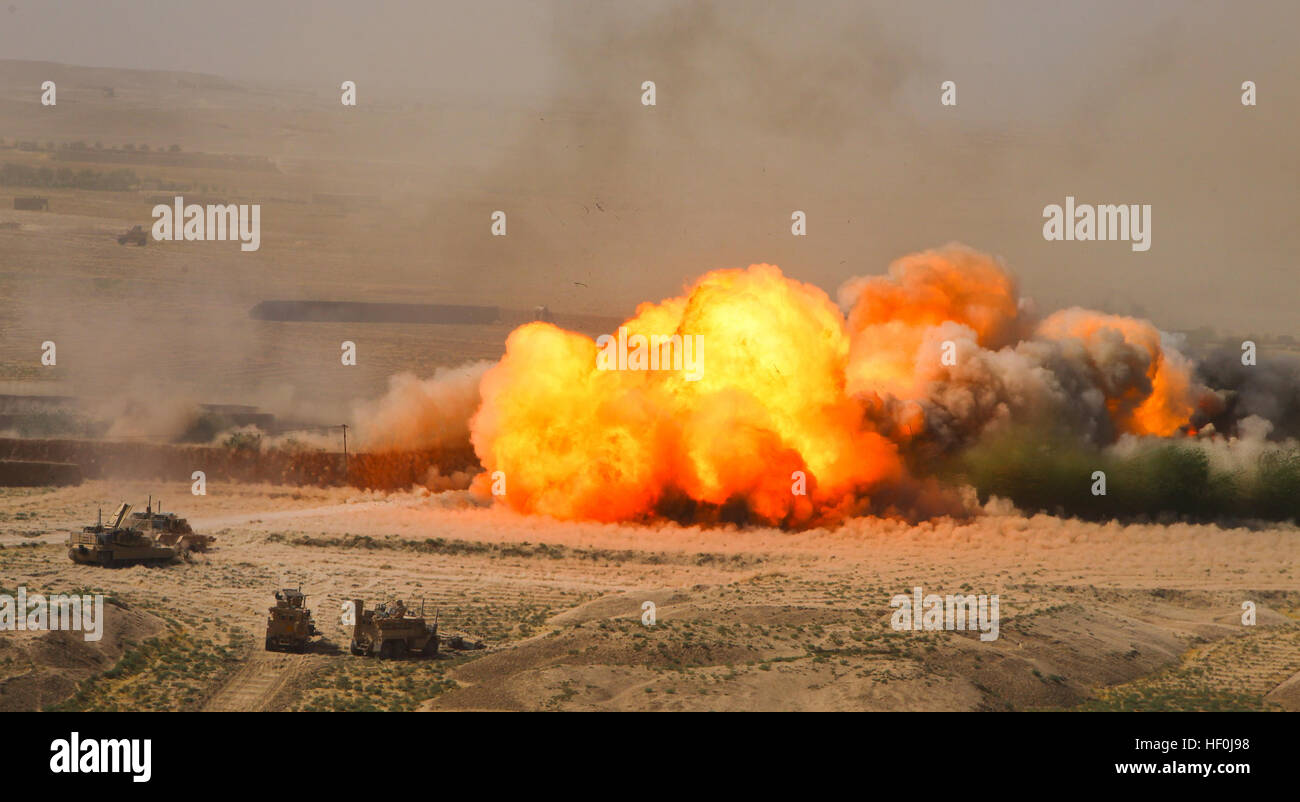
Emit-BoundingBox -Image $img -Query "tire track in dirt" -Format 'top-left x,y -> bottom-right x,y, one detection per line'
203,651 -> 307,712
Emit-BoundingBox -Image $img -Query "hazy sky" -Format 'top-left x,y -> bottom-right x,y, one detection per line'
3,0 -> 1298,335
1,0 -> 558,98
1,1 -> 1283,114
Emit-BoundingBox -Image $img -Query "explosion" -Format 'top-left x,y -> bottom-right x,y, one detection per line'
462,244 -> 1219,527
470,264 -> 903,526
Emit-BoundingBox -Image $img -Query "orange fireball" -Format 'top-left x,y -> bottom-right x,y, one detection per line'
841,245 -> 1026,399
470,264 -> 902,526
466,245 -> 1208,527
1036,308 -> 1200,436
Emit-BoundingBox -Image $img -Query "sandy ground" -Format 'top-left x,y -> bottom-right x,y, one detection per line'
1,479 -> 1296,712
1,61 -> 1297,712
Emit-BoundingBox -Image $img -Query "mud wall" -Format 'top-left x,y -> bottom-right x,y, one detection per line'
0,459 -> 81,486
0,438 -> 478,490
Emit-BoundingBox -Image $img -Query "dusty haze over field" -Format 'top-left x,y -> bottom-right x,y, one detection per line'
1,0 -> 1297,335
1,2 -> 1299,714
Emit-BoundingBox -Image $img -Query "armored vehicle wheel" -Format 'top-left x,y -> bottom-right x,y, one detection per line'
422,636 -> 438,657
349,638 -> 366,656
265,637 -> 275,651
392,640 -> 407,659
378,640 -> 395,659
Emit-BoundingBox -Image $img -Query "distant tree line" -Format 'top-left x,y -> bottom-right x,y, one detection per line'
0,162 -> 140,191
1,139 -> 180,153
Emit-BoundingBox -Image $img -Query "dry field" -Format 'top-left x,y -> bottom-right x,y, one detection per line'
1,479 -> 1297,712
2,61 -> 1298,712
0,61 -> 627,421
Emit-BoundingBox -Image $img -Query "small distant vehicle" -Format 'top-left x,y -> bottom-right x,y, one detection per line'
349,599 -> 439,659
13,196 -> 49,211
264,588 -> 320,652
67,502 -> 179,567
117,225 -> 147,245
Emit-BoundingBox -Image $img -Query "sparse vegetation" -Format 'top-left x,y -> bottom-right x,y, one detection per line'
265,531 -> 761,568
294,658 -> 458,712
48,621 -> 246,712
957,424 -> 1300,522
0,161 -> 140,191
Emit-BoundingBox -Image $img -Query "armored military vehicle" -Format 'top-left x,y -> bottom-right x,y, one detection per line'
264,588 -> 320,652
130,499 -> 216,552
13,196 -> 48,211
348,599 -> 438,659
67,502 -> 179,567
117,225 -> 148,245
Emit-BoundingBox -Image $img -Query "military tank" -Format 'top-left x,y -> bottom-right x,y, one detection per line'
349,599 -> 438,659
117,225 -> 148,245
264,588 -> 320,652
130,499 -> 216,552
67,502 -> 179,567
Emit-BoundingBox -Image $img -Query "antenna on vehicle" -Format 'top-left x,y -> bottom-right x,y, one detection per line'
340,423 -> 349,480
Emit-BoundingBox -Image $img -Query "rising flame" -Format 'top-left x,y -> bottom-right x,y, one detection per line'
466,245 -> 1209,525
1034,308 -> 1198,437
471,264 -> 901,526
841,246 -> 1026,400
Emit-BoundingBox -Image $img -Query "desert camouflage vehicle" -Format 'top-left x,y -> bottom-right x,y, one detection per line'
67,502 -> 179,567
117,225 -> 148,245
349,599 -> 438,659
130,501 -> 216,551
264,588 -> 320,652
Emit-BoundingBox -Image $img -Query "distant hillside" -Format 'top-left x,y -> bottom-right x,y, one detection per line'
0,58 -> 244,95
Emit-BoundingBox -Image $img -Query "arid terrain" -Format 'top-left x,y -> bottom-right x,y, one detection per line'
1,480 -> 1297,712
2,48 -> 1299,713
